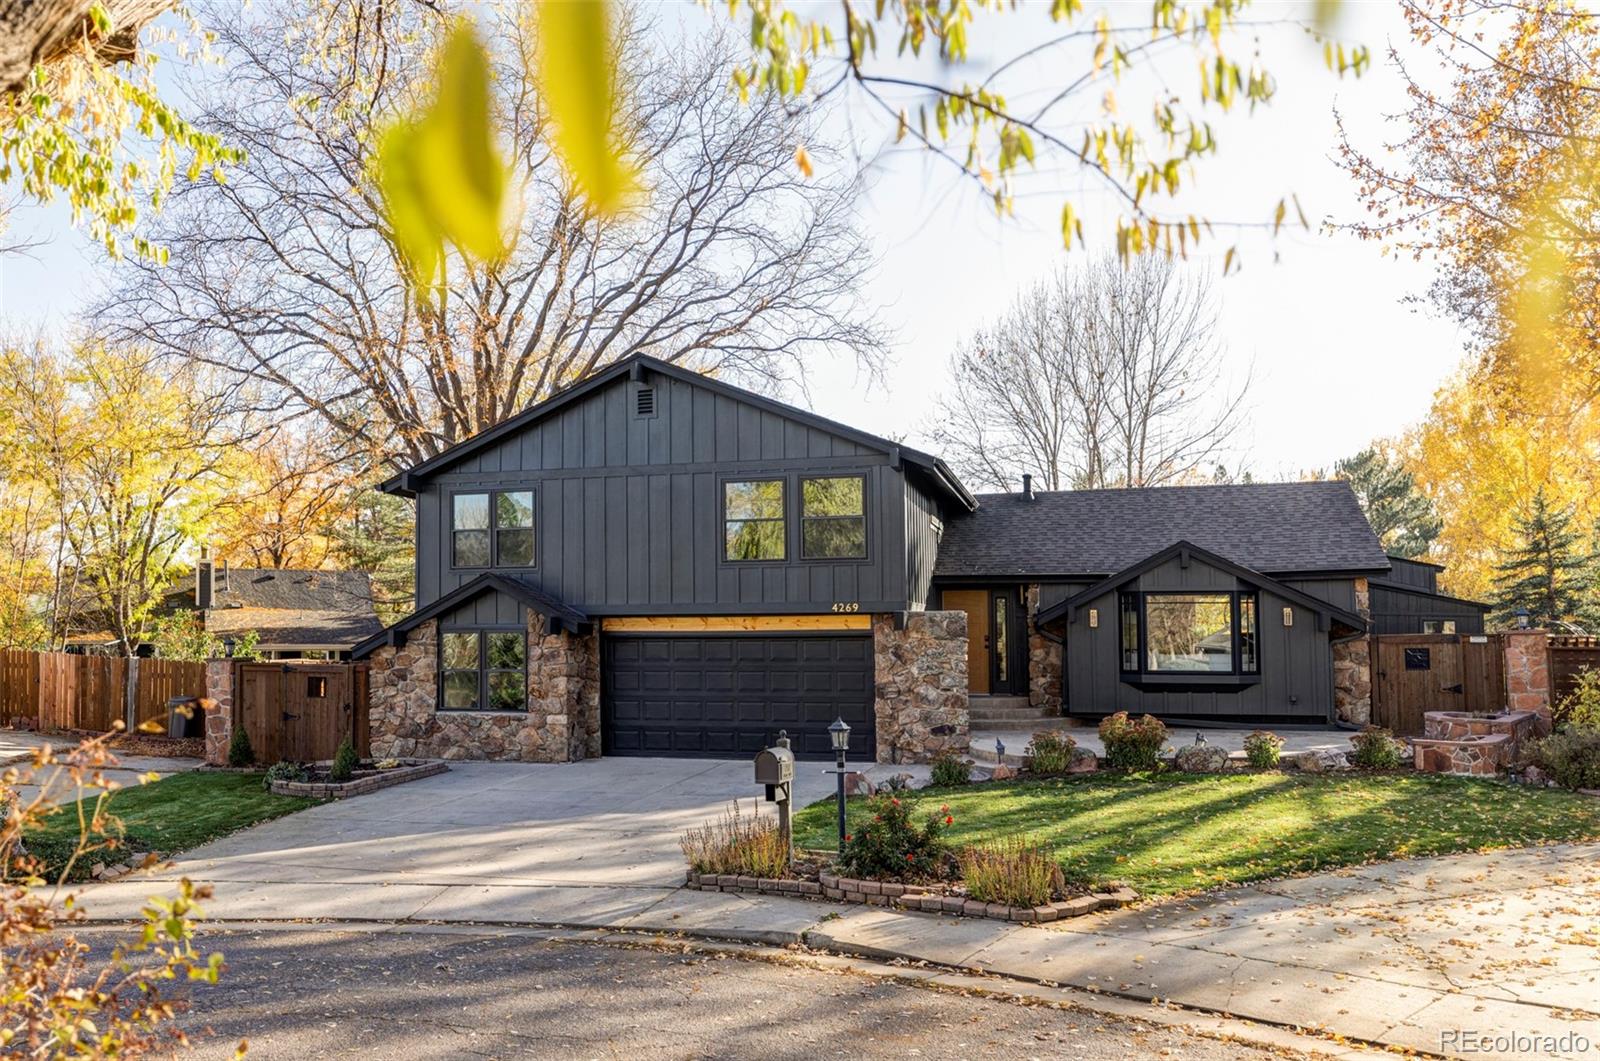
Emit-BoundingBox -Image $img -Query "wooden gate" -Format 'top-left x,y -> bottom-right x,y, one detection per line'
235,662 -> 369,763
1371,633 -> 1506,736
1549,635 -> 1600,708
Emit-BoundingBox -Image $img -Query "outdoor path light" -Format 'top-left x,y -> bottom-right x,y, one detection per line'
829,717 -> 851,855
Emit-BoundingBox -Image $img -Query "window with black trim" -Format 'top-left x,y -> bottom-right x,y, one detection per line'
724,479 -> 786,561
1118,591 -> 1260,676
439,629 -> 527,712
801,476 -> 866,559
451,490 -> 536,568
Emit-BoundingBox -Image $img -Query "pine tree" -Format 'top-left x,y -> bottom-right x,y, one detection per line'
1335,447 -> 1442,559
329,489 -> 415,625
1490,491 -> 1600,629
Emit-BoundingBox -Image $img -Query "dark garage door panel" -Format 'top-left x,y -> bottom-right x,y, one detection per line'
602,634 -> 875,760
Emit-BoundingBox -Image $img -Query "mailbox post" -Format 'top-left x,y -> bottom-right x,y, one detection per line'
754,731 -> 796,860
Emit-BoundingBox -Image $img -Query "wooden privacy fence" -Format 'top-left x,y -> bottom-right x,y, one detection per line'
1549,634 -> 1600,707
0,649 -> 207,733
233,662 -> 370,763
1371,632 -> 1507,737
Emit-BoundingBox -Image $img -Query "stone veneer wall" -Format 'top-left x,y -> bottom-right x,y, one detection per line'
1024,584 -> 1064,715
1504,629 -> 1552,718
872,611 -> 970,764
1332,577 -> 1373,726
367,617 -> 600,762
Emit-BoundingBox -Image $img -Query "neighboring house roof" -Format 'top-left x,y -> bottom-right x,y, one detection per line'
173,568 -> 383,649
378,352 -> 978,513
1035,540 -> 1370,633
351,573 -> 588,658
934,481 -> 1391,580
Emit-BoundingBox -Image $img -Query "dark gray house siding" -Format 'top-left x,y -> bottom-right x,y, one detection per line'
904,474 -> 948,611
1369,556 -> 1488,634
1062,556 -> 1350,723
412,370 -> 926,616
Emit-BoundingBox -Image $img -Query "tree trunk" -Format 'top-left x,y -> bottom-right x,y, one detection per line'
1,0 -> 171,95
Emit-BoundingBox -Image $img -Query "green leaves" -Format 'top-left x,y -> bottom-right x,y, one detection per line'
376,22 -> 508,292
536,0 -> 638,214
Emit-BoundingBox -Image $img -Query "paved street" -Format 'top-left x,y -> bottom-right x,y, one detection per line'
88,926 -> 1315,1060
70,759 -> 1600,1059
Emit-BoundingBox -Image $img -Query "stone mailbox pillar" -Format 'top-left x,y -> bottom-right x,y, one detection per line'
1503,630 -> 1552,721
203,658 -> 235,766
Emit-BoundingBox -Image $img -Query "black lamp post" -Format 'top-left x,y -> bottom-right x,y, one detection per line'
829,717 -> 851,855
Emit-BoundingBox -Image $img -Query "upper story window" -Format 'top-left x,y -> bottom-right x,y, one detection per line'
724,479 -> 786,561
440,629 -> 526,712
801,476 -> 866,559
1119,591 -> 1260,675
452,490 -> 535,568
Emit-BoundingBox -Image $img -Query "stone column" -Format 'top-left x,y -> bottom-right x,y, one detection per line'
202,658 -> 235,765
1024,584 -> 1063,715
1332,577 -> 1373,727
872,611 -> 970,764
1504,629 -> 1552,719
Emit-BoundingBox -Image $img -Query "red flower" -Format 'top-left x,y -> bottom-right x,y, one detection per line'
906,853 -> 915,862
945,815 -> 954,826
940,805 -> 949,813
845,833 -> 852,842
891,797 -> 901,806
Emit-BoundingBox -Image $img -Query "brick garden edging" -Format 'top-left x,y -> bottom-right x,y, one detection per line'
685,869 -> 1137,924
268,760 -> 447,798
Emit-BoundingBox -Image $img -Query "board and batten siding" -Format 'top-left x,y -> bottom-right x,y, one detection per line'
1059,555 -> 1345,722
414,372 -> 918,615
903,475 -> 946,611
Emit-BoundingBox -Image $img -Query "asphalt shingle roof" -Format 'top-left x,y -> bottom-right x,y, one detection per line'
168,568 -> 383,648
933,480 -> 1390,579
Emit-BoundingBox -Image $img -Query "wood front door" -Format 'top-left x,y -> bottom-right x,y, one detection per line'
943,589 -> 996,695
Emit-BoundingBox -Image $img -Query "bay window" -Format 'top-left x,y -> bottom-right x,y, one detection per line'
1118,591 -> 1260,676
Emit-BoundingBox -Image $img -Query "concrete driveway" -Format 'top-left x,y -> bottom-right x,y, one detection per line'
76,757 -> 911,935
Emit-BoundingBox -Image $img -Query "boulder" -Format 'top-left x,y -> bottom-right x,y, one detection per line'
1293,749 -> 1350,774
1173,743 -> 1231,774
989,763 -> 1016,781
1067,747 -> 1100,774
843,771 -> 876,797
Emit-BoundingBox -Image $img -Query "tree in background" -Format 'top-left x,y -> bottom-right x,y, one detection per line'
104,2 -> 882,474
1489,491 -> 1600,631
214,425 -> 358,570
147,611 -> 261,662
1334,446 -> 1440,559
928,255 -> 1248,491
329,489 -> 416,625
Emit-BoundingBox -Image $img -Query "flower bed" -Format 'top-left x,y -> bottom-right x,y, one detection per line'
267,758 -> 446,798
684,867 -> 1137,923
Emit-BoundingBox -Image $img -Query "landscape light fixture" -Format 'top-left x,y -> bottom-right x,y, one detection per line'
222,636 -> 236,659
829,717 -> 851,855
1515,608 -> 1530,629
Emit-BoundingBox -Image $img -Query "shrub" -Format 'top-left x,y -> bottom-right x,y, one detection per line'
838,794 -> 952,881
263,761 -> 309,789
1349,726 -> 1405,770
1555,668 -> 1600,731
1243,730 -> 1284,769
1098,712 -> 1167,771
929,749 -> 972,787
330,738 -> 359,782
679,801 -> 789,878
1025,731 -> 1076,776
226,726 -> 255,768
1528,727 -> 1600,791
959,839 -> 1065,907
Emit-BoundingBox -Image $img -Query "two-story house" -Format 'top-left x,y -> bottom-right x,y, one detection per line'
354,354 -> 1394,763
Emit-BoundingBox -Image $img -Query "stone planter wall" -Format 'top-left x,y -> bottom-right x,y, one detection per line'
873,612 -> 970,764
1024,584 -> 1064,715
686,869 -> 1137,924
269,759 -> 447,798
367,618 -> 600,763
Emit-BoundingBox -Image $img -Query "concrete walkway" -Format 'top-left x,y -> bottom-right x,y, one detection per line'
971,724 -> 1354,763
2,729 -> 201,805
68,758 -> 1600,1059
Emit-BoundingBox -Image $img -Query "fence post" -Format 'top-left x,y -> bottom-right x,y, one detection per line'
123,656 -> 140,734
1503,629 -> 1552,722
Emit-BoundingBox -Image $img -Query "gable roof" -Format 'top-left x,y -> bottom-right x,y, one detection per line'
157,568 -> 382,649
379,353 -> 976,512
352,573 -> 588,658
1035,540 -> 1370,632
934,481 -> 1390,580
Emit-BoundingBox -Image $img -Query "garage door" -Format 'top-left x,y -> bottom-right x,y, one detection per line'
601,634 -> 875,759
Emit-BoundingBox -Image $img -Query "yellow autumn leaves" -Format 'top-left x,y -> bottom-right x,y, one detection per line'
376,4 -> 638,295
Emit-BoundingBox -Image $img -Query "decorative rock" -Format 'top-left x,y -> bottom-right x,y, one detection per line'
990,763 -> 1016,781
1293,749 -> 1350,773
1173,743 -> 1231,773
843,771 -> 876,797
1067,747 -> 1100,774
1524,764 -> 1548,787
1332,578 -> 1373,725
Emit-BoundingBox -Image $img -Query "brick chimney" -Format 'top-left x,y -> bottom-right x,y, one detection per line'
195,546 -> 215,610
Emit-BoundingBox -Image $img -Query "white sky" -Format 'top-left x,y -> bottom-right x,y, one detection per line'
0,1 -> 1468,480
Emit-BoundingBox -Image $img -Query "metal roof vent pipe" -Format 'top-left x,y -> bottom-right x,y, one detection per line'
1022,473 -> 1036,501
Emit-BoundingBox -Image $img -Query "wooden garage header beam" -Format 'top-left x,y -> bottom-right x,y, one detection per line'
600,615 -> 872,634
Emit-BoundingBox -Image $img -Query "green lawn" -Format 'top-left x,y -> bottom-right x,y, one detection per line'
21,771 -> 321,882
791,772 -> 1600,896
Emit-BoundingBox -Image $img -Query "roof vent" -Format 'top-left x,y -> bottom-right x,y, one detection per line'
633,384 -> 657,419
1022,473 -> 1035,501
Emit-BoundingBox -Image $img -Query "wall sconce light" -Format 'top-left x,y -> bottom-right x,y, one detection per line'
1087,608 -> 1099,628
1282,607 -> 1294,628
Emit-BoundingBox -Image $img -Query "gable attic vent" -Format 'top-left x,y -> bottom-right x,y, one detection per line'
633,384 -> 657,419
